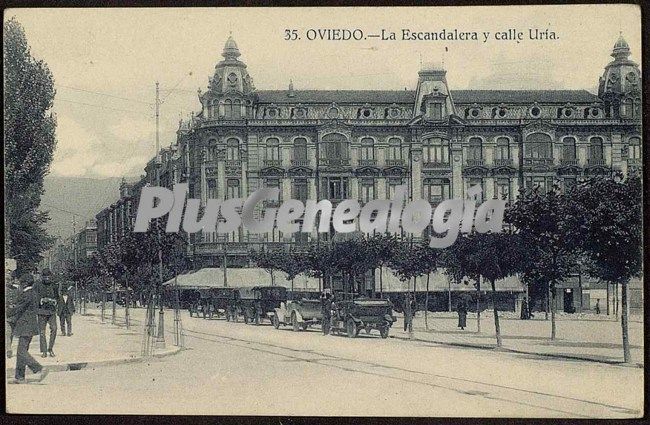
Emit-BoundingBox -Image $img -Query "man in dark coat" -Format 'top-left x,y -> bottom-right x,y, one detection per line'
320,291 -> 332,335
8,274 -> 48,384
58,284 -> 76,336
5,274 -> 20,358
457,298 -> 468,330
403,293 -> 414,332
35,268 -> 59,357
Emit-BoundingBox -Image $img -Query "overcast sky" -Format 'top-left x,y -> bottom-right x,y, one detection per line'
6,6 -> 642,179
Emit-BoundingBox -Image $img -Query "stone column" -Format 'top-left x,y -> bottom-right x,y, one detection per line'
577,139 -> 588,167
605,135 -> 616,167
484,177 -> 495,199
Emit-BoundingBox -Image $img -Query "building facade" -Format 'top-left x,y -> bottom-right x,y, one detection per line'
167,35 -> 641,270
89,35 -> 641,312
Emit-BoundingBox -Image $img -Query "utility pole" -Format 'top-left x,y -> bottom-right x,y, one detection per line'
154,81 -> 166,349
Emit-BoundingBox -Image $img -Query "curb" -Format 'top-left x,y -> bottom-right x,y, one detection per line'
6,345 -> 184,376
390,334 -> 644,369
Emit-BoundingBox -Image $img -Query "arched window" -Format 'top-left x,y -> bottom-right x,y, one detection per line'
590,137 -> 604,160
293,137 -> 308,162
360,137 -> 375,161
386,137 -> 402,160
322,133 -> 349,160
423,137 -> 449,164
232,99 -> 242,119
563,137 -> 576,160
468,137 -> 483,161
525,133 -> 552,159
266,137 -> 280,161
495,137 -> 510,160
629,137 -> 641,160
223,99 -> 233,119
226,138 -> 239,160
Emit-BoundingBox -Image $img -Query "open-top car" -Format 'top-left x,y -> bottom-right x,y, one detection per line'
329,297 -> 395,338
238,286 -> 287,325
271,298 -> 322,331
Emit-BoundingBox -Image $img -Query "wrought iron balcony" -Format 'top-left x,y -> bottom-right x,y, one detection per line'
493,158 -> 513,166
263,159 -> 282,167
523,158 -> 554,166
291,159 -> 310,167
560,158 -> 579,166
358,159 -> 378,166
465,159 -> 485,166
322,158 -> 350,166
225,159 -> 242,168
587,158 -> 606,166
385,159 -> 405,167
422,161 -> 451,169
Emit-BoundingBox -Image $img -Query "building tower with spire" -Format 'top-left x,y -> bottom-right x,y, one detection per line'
598,34 -> 642,119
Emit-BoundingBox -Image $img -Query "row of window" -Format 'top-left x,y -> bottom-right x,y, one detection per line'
204,135 -> 641,163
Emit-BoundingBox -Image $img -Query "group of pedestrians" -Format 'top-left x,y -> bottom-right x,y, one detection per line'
6,268 -> 76,384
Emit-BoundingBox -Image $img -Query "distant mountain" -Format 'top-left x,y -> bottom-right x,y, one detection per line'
40,176 -> 132,241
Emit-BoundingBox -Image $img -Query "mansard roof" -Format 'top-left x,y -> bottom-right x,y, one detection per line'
451,90 -> 600,104
256,89 -> 599,105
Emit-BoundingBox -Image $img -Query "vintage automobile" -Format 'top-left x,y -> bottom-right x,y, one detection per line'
209,287 -> 237,319
238,286 -> 287,325
328,297 -> 395,338
271,298 -> 322,331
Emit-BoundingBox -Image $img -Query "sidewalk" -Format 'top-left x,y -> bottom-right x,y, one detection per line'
5,306 -> 180,376
392,311 -> 644,367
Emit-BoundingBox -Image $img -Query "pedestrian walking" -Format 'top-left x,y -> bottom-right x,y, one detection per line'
58,284 -> 76,336
5,273 -> 20,358
457,298 -> 468,330
520,297 -> 529,320
403,293 -> 413,332
595,299 -> 601,315
320,291 -> 332,335
35,268 -> 59,357
9,273 -> 48,384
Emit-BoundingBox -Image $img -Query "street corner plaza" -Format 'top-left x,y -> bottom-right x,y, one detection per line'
3,5 -> 645,419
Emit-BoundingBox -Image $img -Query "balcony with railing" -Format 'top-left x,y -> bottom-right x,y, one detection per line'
385,159 -> 405,167
560,158 -> 579,166
321,158 -> 351,167
263,159 -> 283,168
225,159 -> 242,168
465,159 -> 485,167
523,157 -> 554,166
586,158 -> 606,166
291,159 -> 310,167
357,159 -> 378,166
422,161 -> 451,169
493,158 -> 513,166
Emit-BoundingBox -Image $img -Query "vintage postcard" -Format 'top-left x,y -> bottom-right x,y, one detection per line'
4,5 -> 644,418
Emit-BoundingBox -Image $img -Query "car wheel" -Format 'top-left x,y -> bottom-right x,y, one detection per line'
346,319 -> 357,338
272,314 -> 280,329
291,312 -> 299,332
301,323 -> 308,331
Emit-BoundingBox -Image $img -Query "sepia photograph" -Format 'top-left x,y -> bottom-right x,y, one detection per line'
3,4 -> 644,418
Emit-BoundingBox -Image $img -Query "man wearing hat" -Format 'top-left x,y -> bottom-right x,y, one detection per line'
35,268 -> 59,357
8,273 -> 48,383
58,283 -> 76,336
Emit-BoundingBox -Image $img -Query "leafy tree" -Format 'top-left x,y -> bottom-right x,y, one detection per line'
506,185 -> 578,339
304,243 -> 338,292
275,250 -> 309,294
443,232 -> 524,347
250,247 -> 285,286
366,234 -> 399,298
330,239 -> 377,298
4,18 -> 57,274
564,173 -> 642,362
